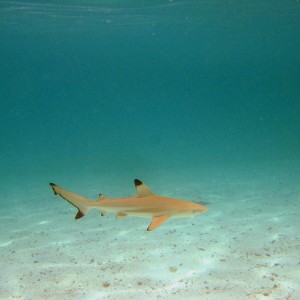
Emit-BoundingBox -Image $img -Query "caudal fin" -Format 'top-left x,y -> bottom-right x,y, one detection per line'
50,183 -> 92,219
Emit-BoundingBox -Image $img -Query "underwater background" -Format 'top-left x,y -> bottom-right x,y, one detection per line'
0,1 -> 299,299
1,0 -> 299,181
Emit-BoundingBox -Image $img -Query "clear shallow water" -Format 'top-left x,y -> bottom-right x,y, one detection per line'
0,3 -> 300,298
1,0 -> 299,183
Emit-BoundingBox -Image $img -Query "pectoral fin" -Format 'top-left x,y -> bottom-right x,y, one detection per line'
147,215 -> 170,231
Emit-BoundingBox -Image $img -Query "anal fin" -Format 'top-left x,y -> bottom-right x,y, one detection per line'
147,215 -> 170,231
116,213 -> 127,219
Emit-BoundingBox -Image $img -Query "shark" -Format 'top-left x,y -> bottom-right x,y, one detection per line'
50,179 -> 208,231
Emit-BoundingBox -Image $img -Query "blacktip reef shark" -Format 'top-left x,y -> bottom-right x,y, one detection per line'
50,179 -> 208,231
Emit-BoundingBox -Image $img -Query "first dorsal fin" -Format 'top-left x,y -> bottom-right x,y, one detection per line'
134,179 -> 154,197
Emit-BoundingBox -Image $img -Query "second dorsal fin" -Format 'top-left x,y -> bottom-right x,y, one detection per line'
97,194 -> 107,201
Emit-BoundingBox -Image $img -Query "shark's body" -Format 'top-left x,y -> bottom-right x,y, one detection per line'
50,179 -> 208,231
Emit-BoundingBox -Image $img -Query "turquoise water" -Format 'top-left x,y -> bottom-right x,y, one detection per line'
1,0 -> 299,180
1,1 -> 300,299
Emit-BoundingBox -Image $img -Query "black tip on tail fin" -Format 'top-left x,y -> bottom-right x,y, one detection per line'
75,211 -> 84,219
49,183 -> 58,194
49,182 -> 87,220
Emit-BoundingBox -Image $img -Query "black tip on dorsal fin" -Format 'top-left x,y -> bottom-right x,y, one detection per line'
134,179 -> 143,186
134,179 -> 154,197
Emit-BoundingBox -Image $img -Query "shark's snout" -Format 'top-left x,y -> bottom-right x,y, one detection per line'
192,203 -> 208,214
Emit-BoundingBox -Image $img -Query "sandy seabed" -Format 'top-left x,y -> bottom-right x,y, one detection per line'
1,160 -> 299,300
